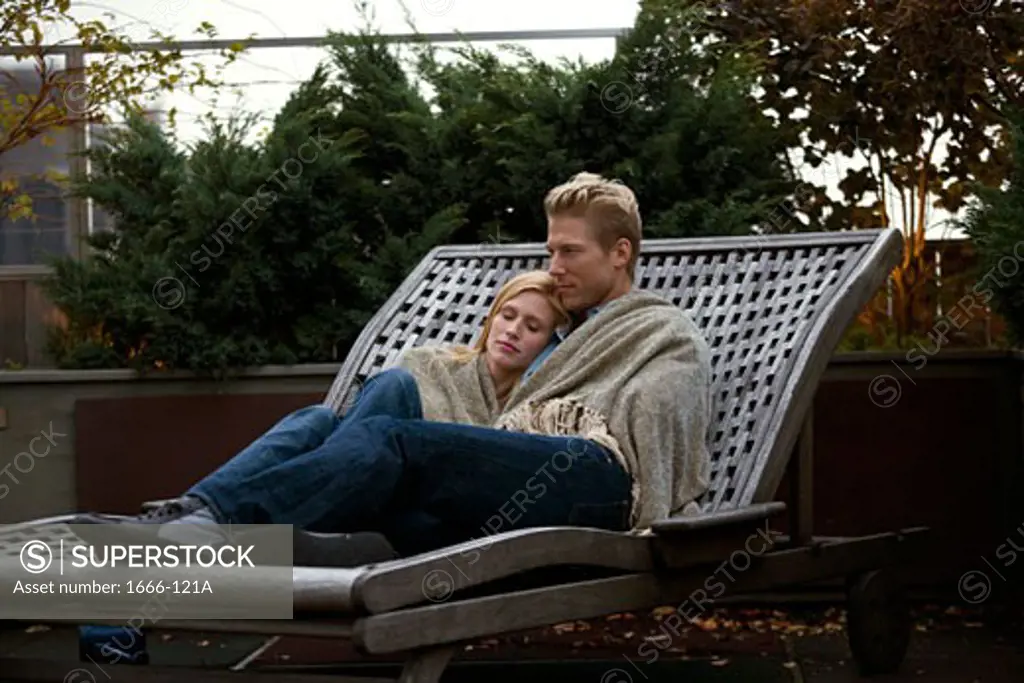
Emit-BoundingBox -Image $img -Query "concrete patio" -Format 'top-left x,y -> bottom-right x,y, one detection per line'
2,603 -> 1020,682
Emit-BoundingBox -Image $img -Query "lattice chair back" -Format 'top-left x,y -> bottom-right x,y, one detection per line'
324,230 -> 901,515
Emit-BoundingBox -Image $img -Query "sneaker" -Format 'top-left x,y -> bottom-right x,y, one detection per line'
72,496 -> 211,526
70,496 -> 225,548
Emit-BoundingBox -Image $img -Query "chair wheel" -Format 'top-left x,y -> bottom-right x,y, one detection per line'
845,569 -> 911,676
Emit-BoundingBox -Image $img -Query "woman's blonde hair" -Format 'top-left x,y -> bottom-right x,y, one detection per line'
448,270 -> 570,363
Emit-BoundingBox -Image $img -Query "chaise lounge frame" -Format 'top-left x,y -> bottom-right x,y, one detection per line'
0,228 -> 929,681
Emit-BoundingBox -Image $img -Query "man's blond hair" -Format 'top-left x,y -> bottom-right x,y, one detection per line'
543,172 -> 642,280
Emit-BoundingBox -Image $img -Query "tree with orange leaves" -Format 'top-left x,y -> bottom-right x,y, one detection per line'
696,0 -> 1023,343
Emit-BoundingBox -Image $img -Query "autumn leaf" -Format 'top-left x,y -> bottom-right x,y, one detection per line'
697,617 -> 719,631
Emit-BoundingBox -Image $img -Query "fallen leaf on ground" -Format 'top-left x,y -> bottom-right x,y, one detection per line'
697,617 -> 720,630
550,620 -> 591,634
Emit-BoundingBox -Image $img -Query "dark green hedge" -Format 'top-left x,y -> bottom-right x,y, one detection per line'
40,0 -> 804,376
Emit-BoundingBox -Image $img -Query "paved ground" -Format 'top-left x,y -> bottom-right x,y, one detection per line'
2,603 -> 1021,681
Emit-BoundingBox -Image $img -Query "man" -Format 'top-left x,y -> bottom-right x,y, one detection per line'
78,172 -> 712,560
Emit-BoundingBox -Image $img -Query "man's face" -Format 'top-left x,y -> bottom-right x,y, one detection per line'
546,214 -> 627,313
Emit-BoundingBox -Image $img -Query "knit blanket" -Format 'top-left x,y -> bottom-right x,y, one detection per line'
394,289 -> 713,530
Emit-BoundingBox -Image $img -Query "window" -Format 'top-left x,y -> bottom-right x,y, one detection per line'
0,177 -> 68,265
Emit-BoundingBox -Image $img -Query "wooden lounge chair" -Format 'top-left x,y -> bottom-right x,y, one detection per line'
0,228 -> 929,682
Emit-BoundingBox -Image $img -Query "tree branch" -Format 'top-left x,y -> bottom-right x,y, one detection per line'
0,58 -> 57,155
915,117 -> 948,257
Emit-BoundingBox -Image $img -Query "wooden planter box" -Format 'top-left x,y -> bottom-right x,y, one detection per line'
778,350 -> 1024,599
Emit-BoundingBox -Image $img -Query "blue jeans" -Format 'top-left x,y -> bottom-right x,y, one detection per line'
187,368 -> 633,555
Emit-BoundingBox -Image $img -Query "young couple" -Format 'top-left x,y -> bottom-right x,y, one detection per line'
77,172 -> 714,561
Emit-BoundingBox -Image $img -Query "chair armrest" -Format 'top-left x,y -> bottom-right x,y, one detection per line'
650,501 -> 787,534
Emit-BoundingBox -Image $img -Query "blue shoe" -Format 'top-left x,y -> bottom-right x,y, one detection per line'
78,624 -> 149,665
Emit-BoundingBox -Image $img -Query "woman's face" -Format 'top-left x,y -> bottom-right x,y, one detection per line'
486,290 -> 558,375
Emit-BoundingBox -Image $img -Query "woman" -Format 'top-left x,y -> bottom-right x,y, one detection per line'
393,269 -> 572,423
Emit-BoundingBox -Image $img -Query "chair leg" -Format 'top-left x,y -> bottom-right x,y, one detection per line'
398,645 -> 456,683
845,568 -> 912,677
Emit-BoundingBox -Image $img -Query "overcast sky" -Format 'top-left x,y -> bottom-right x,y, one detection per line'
51,0 -> 964,239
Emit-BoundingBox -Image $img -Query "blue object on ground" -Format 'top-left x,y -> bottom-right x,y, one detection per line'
78,625 -> 149,665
